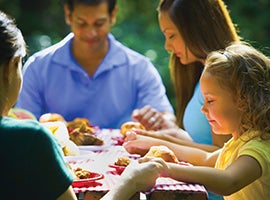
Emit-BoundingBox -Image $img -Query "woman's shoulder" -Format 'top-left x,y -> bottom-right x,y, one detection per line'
0,117 -> 51,138
0,117 -> 58,154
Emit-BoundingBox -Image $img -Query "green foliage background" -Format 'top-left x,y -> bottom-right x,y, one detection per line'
1,0 -> 269,109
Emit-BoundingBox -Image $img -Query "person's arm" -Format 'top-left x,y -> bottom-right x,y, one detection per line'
139,154 -> 261,196
136,128 -> 193,142
162,155 -> 261,196
15,57 -> 44,118
161,111 -> 178,128
158,133 -> 220,152
101,179 -> 137,200
57,186 -> 77,200
131,58 -> 175,131
124,132 -> 219,166
101,160 -> 165,200
132,129 -> 223,152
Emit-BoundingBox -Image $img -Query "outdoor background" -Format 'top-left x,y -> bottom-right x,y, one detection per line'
1,0 -> 269,109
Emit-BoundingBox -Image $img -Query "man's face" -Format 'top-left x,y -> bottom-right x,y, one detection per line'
64,2 -> 117,52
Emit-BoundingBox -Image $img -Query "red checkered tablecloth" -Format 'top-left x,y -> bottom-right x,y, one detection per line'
67,129 -> 208,199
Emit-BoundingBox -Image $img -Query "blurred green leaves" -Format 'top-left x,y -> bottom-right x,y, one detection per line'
0,0 -> 269,109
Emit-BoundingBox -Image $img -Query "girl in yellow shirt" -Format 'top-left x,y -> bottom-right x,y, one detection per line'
103,42 -> 270,200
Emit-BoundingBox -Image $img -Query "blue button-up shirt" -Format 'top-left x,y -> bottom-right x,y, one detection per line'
16,33 -> 173,128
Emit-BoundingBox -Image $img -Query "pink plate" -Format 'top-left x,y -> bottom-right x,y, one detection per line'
109,164 -> 126,175
72,172 -> 104,187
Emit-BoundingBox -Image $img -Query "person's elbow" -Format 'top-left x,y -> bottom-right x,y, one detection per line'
56,186 -> 77,200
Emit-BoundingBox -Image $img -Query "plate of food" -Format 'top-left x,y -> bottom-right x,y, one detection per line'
64,150 -> 96,162
71,167 -> 104,187
109,157 -> 131,175
77,133 -> 113,151
109,164 -> 126,175
67,118 -> 103,145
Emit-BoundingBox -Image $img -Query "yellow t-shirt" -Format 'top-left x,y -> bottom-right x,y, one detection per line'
215,131 -> 270,200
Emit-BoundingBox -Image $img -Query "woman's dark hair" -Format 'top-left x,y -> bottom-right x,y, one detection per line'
158,0 -> 240,127
63,0 -> 117,14
0,10 -> 26,65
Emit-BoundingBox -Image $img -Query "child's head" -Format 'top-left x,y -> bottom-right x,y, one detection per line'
201,42 -> 270,139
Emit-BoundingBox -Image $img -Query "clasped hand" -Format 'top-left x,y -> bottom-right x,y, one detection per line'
132,105 -> 177,131
120,157 -> 169,193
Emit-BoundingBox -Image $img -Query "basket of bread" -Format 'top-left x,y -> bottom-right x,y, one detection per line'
39,113 -> 104,156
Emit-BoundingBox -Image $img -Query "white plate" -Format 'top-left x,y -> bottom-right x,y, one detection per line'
77,131 -> 114,151
65,150 -> 96,162
78,143 -> 111,151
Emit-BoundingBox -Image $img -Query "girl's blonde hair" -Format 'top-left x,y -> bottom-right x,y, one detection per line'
205,42 -> 270,139
158,0 -> 240,127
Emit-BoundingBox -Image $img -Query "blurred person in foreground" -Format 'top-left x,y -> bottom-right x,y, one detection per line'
15,0 -> 175,129
0,10 -> 77,200
104,42 -> 270,200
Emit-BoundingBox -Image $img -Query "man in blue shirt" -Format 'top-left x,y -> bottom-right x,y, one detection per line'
16,0 -> 174,128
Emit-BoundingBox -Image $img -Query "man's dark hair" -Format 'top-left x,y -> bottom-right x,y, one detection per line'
63,0 -> 117,14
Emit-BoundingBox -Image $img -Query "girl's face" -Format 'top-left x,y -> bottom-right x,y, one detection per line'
200,71 -> 242,138
158,11 -> 201,65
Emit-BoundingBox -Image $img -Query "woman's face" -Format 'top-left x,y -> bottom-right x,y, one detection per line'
9,57 -> 23,106
158,11 -> 200,65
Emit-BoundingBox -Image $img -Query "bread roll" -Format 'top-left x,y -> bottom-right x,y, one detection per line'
144,145 -> 179,163
120,121 -> 145,136
39,113 -> 66,123
114,157 -> 131,167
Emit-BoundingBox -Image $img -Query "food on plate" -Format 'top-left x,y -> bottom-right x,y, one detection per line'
120,121 -> 145,136
42,121 -> 79,156
67,118 -> 93,133
114,157 -> 131,167
109,157 -> 131,175
69,129 -> 103,146
39,113 -> 66,123
67,118 -> 103,146
70,166 -> 104,187
143,145 -> 179,163
41,115 -> 103,146
8,108 -> 37,120
73,167 -> 92,180
62,141 -> 79,156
